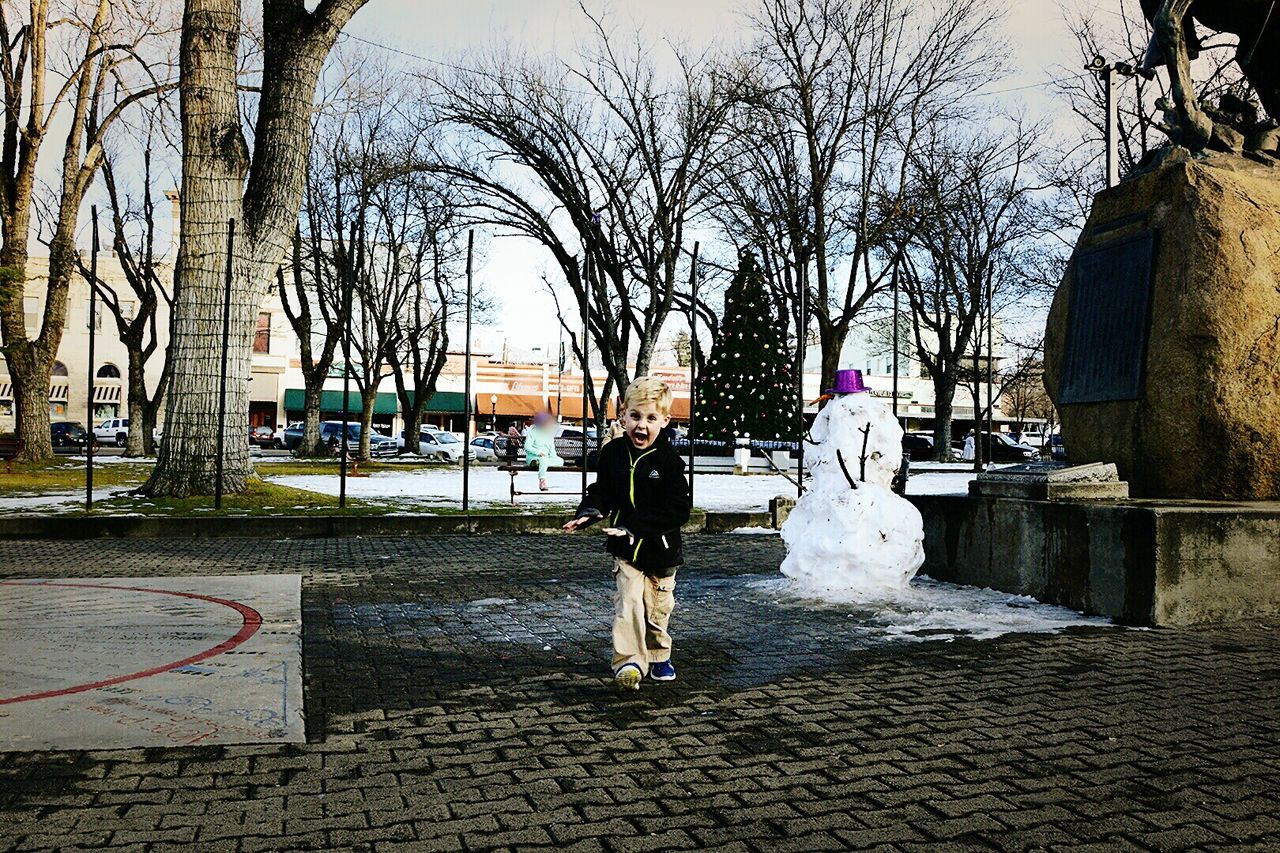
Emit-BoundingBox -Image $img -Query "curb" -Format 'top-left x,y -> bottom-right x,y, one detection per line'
0,510 -> 774,540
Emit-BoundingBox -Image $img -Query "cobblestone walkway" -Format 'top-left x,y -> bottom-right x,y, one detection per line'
1,535 -> 1278,851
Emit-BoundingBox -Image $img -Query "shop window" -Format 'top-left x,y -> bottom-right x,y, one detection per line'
254,312 -> 270,353
52,361 -> 68,377
96,363 -> 121,378
0,401 -> 11,417
49,402 -> 66,419
93,403 -> 118,420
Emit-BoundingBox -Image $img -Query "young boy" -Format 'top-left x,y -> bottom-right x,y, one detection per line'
562,376 -> 691,691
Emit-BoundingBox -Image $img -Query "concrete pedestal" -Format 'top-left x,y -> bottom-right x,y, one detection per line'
908,494 -> 1280,626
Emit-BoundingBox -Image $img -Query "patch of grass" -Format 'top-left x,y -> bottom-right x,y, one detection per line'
89,478 -> 365,516
0,460 -> 152,492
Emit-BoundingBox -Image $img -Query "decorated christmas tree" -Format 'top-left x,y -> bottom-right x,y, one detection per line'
696,252 -> 799,441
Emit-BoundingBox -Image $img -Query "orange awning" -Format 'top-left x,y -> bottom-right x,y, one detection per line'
482,393 -> 548,417
668,397 -> 690,421
553,396 -> 617,420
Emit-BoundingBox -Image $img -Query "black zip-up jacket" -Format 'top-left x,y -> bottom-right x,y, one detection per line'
575,432 -> 691,577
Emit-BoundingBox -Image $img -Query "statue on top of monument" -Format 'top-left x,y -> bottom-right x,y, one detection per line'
1139,0 -> 1280,153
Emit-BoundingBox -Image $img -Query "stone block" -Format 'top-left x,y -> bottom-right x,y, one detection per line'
970,462 -> 1129,501
909,493 -> 1280,625
770,495 -> 796,528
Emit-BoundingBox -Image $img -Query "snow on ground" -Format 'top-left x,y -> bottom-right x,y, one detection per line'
745,574 -> 1113,641
265,467 -> 804,512
263,466 -> 978,512
0,487 -> 131,511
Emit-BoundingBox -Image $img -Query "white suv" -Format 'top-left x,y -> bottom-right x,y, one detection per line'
94,417 -> 129,446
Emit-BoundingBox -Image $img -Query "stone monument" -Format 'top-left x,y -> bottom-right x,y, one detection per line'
1043,152 -> 1280,498
1044,1 -> 1280,499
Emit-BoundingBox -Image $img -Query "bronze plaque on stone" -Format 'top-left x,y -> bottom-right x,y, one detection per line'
1059,230 -> 1156,404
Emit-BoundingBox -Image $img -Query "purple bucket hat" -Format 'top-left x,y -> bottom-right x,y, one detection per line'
825,369 -> 869,395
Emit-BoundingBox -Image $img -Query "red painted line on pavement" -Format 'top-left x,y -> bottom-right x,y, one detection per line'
0,581 -> 263,705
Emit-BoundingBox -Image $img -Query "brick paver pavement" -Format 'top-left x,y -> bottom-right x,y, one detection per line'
1,534 -> 1278,852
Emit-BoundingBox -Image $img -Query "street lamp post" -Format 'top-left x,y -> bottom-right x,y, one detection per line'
1085,55 -> 1141,189
490,394 -> 497,431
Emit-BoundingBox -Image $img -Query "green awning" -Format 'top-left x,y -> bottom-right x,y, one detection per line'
283,388 -> 467,415
283,388 -> 397,416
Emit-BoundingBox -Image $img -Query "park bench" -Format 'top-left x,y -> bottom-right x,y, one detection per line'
494,434 -> 585,504
0,436 -> 23,474
496,463 -> 587,504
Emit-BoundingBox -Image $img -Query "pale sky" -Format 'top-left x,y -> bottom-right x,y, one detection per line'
339,0 -> 1122,355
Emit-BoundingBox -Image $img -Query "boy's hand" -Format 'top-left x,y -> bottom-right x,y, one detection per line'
562,514 -> 599,532
601,526 -> 635,544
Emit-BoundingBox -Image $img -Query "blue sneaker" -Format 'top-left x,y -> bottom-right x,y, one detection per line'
649,660 -> 676,681
614,663 -> 642,691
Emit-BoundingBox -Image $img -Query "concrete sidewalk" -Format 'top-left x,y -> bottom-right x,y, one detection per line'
1,535 -> 1278,851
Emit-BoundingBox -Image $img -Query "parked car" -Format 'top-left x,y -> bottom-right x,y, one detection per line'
901,433 -> 935,461
470,435 -> 498,461
282,420 -> 394,456
982,431 -> 1041,462
51,421 -> 96,451
399,429 -> 474,462
250,425 -> 275,448
554,425 -> 600,467
93,417 -> 129,447
275,422 -> 302,449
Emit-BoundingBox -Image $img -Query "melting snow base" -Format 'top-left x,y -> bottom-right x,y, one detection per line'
745,575 -> 1113,641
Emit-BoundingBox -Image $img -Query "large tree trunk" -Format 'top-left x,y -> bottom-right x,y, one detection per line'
358,386 -> 377,460
125,348 -> 148,456
299,380 -> 326,457
931,373 -> 956,462
145,0 -> 367,495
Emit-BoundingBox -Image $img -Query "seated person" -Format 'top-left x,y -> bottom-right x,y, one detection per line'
523,411 -> 564,491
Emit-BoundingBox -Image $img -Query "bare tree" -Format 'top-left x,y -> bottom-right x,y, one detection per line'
76,118 -> 176,456
894,122 -> 1047,461
277,222 -> 344,458
385,175 -> 468,456
427,7 -> 734,418
0,0 -> 173,460
721,0 -> 1004,394
143,0 -> 369,496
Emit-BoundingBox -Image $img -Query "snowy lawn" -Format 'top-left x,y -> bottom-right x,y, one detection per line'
263,465 -> 977,513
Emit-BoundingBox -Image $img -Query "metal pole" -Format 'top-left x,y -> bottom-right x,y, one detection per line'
891,260 -> 900,425
687,242 -> 699,505
796,260 -> 807,498
581,250 -> 589,496
463,230 -> 473,513
1105,65 -> 1118,189
1087,56 -> 1121,189
215,218 -> 234,509
340,224 -> 355,509
86,207 -> 98,510
972,308 -> 982,473
986,271 -> 994,463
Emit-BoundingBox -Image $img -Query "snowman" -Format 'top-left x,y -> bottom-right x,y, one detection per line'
780,369 -> 925,594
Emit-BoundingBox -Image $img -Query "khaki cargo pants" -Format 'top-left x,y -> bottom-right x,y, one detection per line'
611,558 -> 676,674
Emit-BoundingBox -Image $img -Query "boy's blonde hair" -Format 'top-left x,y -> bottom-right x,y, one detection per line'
623,375 -> 673,416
